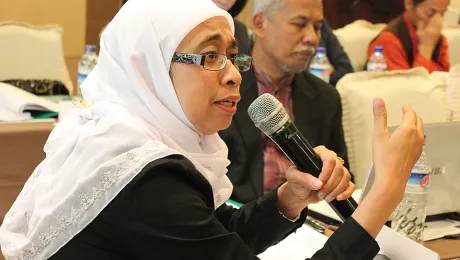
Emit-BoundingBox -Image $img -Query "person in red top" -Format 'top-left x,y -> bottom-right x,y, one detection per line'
368,0 -> 450,73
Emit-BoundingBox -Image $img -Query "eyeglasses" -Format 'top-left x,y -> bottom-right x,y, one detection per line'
172,52 -> 253,72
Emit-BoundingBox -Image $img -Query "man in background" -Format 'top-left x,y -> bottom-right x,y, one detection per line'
219,0 -> 352,204
368,0 -> 450,72
214,0 -> 353,86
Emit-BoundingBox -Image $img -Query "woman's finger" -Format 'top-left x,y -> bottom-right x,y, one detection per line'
323,169 -> 351,202
318,161 -> 344,200
337,182 -> 356,201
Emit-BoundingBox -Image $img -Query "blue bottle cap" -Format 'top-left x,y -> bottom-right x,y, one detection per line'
374,46 -> 384,53
316,47 -> 326,53
85,45 -> 97,53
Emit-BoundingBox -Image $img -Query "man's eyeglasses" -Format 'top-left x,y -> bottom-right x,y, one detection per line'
172,52 -> 253,72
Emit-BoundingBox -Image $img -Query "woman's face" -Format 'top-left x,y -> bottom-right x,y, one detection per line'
171,16 -> 242,135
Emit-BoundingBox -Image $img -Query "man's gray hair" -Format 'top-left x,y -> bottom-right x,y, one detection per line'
254,0 -> 286,19
254,0 -> 322,19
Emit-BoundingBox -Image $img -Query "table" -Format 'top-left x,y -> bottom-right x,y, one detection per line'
0,120 -> 55,260
425,239 -> 460,260
0,120 -> 55,223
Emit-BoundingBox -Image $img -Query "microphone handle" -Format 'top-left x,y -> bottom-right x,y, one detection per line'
270,121 -> 358,221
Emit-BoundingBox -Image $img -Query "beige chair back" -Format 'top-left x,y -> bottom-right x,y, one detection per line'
334,20 -> 385,72
0,21 -> 74,94
448,64 -> 460,121
337,68 -> 451,187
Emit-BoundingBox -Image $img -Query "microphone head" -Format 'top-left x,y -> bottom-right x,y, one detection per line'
247,93 -> 290,135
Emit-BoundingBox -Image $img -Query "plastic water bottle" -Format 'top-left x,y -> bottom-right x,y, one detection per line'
391,149 -> 431,243
367,46 -> 387,72
309,47 -> 331,83
77,45 -> 98,97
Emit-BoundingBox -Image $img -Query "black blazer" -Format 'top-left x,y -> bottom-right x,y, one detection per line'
219,68 -> 351,203
50,156 -> 378,260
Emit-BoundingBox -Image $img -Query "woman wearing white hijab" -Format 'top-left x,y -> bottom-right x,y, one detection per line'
0,0 -> 425,259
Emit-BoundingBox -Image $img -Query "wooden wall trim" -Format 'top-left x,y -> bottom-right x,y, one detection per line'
236,0 -> 254,30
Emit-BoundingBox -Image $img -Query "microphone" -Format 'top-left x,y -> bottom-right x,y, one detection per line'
248,93 -> 358,221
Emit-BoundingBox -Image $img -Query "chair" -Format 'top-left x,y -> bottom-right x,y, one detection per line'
443,26 -> 460,69
443,5 -> 460,26
333,20 -> 460,71
337,68 -> 451,187
448,64 -> 460,121
334,20 -> 386,72
0,21 -> 74,95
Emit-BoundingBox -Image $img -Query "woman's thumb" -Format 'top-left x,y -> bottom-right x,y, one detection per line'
373,98 -> 389,139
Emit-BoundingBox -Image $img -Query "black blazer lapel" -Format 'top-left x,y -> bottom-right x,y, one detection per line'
292,72 -> 322,146
233,68 -> 264,197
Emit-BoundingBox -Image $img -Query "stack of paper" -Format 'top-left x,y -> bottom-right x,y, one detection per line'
0,82 -> 58,121
258,225 -> 328,260
424,219 -> 460,241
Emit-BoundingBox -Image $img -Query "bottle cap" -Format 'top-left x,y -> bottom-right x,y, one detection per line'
85,45 -> 97,53
374,46 -> 384,53
316,47 -> 326,54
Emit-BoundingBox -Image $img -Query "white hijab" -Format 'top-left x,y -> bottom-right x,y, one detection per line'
0,0 -> 235,259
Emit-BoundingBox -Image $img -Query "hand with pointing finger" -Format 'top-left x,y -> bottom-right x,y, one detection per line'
351,98 -> 425,238
371,98 -> 425,201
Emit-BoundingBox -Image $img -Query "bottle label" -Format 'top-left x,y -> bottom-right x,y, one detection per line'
406,170 -> 431,194
309,67 -> 330,83
77,73 -> 88,87
367,62 -> 387,72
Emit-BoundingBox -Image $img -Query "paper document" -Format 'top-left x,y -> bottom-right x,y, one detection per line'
258,225 -> 328,260
424,219 -> 460,241
226,202 -> 439,260
0,108 -> 32,121
376,226 -> 440,260
0,82 -> 58,121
